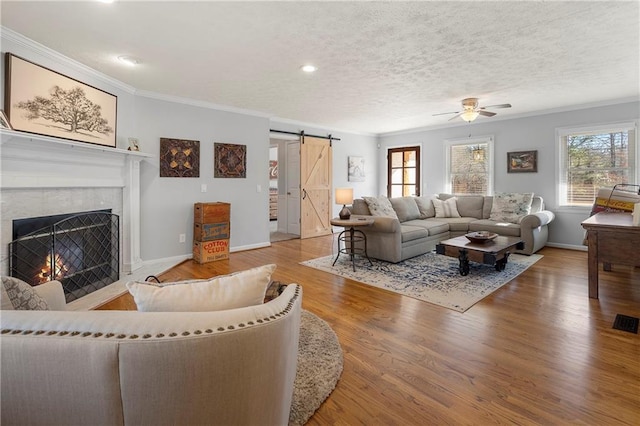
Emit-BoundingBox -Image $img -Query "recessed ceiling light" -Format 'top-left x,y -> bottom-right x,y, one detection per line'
301,65 -> 317,73
117,56 -> 140,66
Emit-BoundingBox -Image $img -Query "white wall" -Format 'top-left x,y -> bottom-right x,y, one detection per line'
378,101 -> 640,248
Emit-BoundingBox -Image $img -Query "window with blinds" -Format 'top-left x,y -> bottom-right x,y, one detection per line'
558,123 -> 636,206
445,137 -> 493,195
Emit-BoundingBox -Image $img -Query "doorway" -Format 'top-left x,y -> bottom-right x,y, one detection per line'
387,146 -> 421,197
269,137 -> 301,242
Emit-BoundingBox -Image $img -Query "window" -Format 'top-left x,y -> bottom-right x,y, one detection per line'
387,146 -> 420,197
445,136 -> 493,195
558,123 -> 636,207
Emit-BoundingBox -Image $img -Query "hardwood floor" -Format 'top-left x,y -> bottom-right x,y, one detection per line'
99,237 -> 640,425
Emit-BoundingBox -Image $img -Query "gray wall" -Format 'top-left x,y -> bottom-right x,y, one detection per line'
378,101 -> 639,248
270,120 -> 378,218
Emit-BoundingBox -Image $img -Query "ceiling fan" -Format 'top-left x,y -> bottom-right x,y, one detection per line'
433,98 -> 512,122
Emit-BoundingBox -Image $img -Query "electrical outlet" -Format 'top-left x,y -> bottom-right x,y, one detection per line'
179,234 -> 186,243
256,184 -> 262,193
201,184 -> 207,193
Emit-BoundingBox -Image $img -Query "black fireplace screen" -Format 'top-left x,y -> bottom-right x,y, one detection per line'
9,211 -> 119,303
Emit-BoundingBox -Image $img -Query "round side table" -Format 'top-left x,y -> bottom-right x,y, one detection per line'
330,216 -> 374,271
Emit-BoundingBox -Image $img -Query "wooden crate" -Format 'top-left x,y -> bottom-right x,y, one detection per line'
193,239 -> 229,263
194,222 -> 230,241
194,202 -> 230,224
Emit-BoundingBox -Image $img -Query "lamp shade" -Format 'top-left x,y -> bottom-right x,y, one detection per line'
335,188 -> 354,205
461,110 -> 480,122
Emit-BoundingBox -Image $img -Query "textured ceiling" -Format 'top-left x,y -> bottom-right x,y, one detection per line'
1,1 -> 638,134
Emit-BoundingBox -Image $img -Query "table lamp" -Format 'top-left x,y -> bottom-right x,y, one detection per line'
335,188 -> 354,220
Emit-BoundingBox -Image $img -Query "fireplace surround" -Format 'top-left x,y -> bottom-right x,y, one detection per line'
1,129 -> 151,295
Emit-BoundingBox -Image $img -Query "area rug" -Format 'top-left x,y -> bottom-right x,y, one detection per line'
301,252 -> 542,312
289,310 -> 343,425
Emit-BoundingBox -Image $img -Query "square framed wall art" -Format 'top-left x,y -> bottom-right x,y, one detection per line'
507,150 -> 537,173
214,143 -> 246,178
159,138 -> 200,177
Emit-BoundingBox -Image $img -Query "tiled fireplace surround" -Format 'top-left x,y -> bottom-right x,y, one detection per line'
1,130 -> 150,307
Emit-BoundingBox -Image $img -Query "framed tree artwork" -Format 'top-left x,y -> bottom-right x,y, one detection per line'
4,53 -> 117,147
214,143 -> 246,178
507,150 -> 538,173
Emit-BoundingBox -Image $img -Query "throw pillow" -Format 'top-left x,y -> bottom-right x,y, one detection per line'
389,197 -> 420,222
126,264 -> 277,312
432,197 -> 461,218
415,195 -> 437,218
362,196 -> 398,218
264,280 -> 288,303
1,276 -> 50,310
489,193 -> 534,224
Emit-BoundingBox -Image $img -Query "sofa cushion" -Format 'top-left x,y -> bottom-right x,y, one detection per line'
489,193 -> 534,224
399,225 -> 429,242
126,264 -> 276,312
453,195 -> 485,218
469,220 -> 521,237
1,276 -> 49,311
389,197 -> 420,222
433,197 -> 461,218
415,196 -> 436,218
404,219 -> 449,236
363,196 -> 398,218
426,217 -> 476,232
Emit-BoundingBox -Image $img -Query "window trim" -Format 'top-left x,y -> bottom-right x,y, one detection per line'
444,135 -> 494,195
387,145 -> 421,197
555,121 -> 637,210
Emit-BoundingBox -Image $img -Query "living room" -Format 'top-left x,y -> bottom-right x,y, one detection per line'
1,1 -> 639,425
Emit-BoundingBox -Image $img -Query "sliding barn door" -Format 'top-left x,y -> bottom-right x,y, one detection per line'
300,136 -> 332,239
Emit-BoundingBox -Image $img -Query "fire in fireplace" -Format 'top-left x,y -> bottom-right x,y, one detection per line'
9,210 -> 119,303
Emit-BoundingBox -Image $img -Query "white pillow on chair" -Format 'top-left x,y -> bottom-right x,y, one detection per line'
126,264 -> 276,312
432,197 -> 461,218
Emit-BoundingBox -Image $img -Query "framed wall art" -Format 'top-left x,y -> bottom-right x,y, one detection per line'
507,150 -> 538,173
160,138 -> 200,177
214,143 -> 246,178
4,53 -> 117,147
0,110 -> 11,129
348,156 -> 365,182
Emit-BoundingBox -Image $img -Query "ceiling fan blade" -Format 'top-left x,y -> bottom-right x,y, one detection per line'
432,111 -> 460,116
480,103 -> 511,109
448,112 -> 464,121
478,110 -> 497,117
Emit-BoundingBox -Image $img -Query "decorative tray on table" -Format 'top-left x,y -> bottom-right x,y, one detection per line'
465,231 -> 498,244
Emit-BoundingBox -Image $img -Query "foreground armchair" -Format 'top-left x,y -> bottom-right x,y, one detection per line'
1,277 -> 302,426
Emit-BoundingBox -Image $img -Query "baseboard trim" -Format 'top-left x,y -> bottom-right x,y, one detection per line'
545,242 -> 588,252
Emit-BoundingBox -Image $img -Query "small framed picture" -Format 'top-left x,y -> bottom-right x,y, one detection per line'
0,110 -> 12,129
507,150 -> 537,173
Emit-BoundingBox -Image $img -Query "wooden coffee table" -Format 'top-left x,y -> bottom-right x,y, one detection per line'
436,235 -> 524,276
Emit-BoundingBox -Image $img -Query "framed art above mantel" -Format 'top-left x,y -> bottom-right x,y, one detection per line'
4,53 -> 117,148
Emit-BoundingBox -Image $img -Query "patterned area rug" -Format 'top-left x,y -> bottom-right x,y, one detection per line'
289,310 -> 343,425
301,252 -> 542,312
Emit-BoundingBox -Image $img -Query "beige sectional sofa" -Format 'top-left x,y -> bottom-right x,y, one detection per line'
350,193 -> 555,263
1,280 -> 302,426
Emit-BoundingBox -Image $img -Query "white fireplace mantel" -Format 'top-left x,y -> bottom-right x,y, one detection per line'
1,129 -> 153,273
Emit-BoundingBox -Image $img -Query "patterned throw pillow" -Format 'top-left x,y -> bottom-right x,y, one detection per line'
1,276 -> 50,310
432,197 -> 461,218
362,196 -> 398,218
489,193 -> 534,224
264,280 -> 288,303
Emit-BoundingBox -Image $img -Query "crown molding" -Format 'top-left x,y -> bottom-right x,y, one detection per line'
1,26 -> 136,94
133,90 -> 273,119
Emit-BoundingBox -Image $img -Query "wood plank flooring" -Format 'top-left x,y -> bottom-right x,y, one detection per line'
99,236 -> 640,425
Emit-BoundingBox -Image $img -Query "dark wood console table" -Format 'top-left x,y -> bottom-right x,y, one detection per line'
581,212 -> 639,299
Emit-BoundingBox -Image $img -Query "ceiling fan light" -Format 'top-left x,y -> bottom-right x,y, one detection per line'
461,111 -> 479,122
